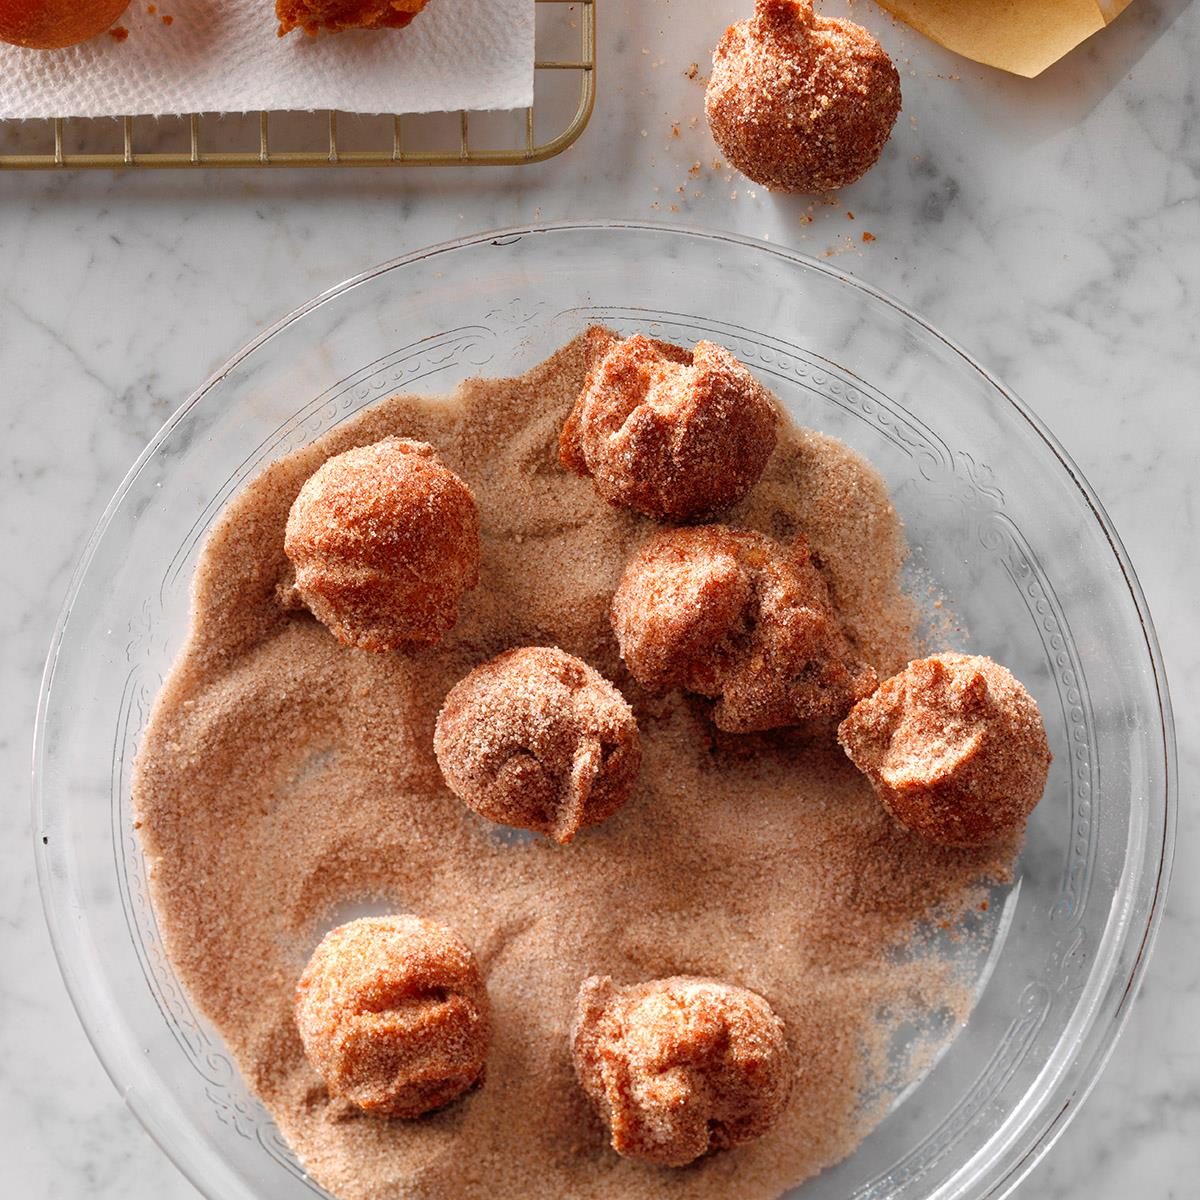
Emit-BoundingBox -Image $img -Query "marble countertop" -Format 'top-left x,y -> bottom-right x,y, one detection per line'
3,1 -> 1197,1196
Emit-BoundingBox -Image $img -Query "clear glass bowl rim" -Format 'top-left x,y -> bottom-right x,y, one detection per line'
32,220 -> 1178,1200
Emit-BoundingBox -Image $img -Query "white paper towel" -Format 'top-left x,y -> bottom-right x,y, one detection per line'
0,0 -> 534,119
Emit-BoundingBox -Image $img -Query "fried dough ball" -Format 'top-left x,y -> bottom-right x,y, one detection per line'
294,915 -> 490,1118
559,328 -> 779,521
571,975 -> 793,1167
705,0 -> 902,194
283,437 -> 480,652
433,647 -> 642,844
277,0 -> 428,37
0,0 -> 130,49
838,653 -> 1052,847
612,525 -> 877,732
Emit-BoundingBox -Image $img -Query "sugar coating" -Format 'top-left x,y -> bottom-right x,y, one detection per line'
295,915 -> 490,1118
434,646 -> 641,844
559,327 -> 779,521
612,525 -> 877,732
839,653 -> 1052,847
706,0 -> 902,194
572,975 -> 793,1167
283,437 -> 480,652
133,330 -> 1015,1200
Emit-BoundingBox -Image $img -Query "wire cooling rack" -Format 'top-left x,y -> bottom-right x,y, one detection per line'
0,0 -> 593,170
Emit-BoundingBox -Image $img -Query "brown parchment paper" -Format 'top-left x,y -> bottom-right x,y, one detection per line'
875,0 -> 1134,77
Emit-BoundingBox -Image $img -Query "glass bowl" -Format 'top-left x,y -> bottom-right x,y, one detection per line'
34,223 -> 1175,1200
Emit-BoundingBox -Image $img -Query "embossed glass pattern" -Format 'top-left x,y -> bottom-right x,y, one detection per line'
34,224 -> 1174,1200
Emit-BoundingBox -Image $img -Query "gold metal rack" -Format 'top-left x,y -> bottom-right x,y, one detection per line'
0,0 -> 593,170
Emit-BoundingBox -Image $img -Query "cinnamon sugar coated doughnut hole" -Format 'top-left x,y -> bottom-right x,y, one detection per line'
612,525 -> 877,732
838,653 -> 1052,847
434,646 -> 642,844
705,0 -> 902,193
283,437 -> 479,652
571,975 -> 793,1167
559,327 -> 779,521
276,0 -> 428,36
294,915 -> 490,1118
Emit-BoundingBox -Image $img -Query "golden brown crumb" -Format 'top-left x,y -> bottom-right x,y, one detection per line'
108,24 -> 128,39
295,915 -> 490,1118
282,437 -> 480,652
839,653 -> 1051,846
276,0 -> 428,37
559,328 -> 779,521
571,975 -> 793,1166
705,0 -> 901,193
434,647 -> 641,843
613,525 -> 877,732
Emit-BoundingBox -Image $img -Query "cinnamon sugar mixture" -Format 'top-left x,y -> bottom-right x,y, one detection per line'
133,332 -> 1016,1200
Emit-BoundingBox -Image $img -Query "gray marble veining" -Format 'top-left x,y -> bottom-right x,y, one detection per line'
2,1 -> 1197,1196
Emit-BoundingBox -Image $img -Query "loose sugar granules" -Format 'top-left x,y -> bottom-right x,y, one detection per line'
133,331 -> 1016,1200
